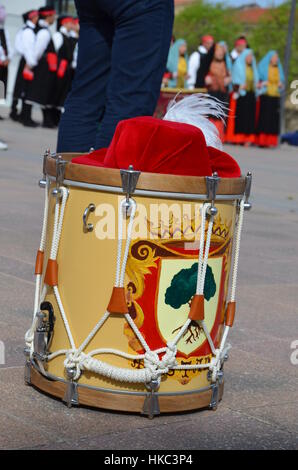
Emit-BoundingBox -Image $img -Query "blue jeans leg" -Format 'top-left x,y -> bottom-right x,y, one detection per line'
95,0 -> 174,149
57,0 -> 174,152
57,1 -> 113,152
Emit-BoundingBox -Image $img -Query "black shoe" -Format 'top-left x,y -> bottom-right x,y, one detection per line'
42,122 -> 57,129
10,112 -> 21,122
23,119 -> 39,128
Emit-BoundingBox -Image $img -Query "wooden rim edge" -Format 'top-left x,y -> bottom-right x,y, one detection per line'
29,366 -> 223,414
45,155 -> 246,196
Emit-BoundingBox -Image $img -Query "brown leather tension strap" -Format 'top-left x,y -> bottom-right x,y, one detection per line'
44,259 -> 58,287
107,287 -> 129,314
188,294 -> 205,321
35,250 -> 44,275
226,301 -> 236,327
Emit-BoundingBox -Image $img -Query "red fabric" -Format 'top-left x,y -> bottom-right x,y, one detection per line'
28,10 -> 39,20
47,52 -> 58,72
39,10 -> 56,17
209,118 -> 225,143
256,133 -> 278,147
23,67 -> 34,81
202,35 -> 214,42
73,147 -> 107,167
235,39 -> 247,46
224,93 -> 237,143
208,147 -> 241,177
60,17 -> 73,26
72,116 -> 241,178
57,59 -> 68,78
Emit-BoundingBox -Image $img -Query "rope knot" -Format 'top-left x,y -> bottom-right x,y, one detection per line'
144,351 -> 160,373
64,350 -> 87,381
144,345 -> 177,380
161,343 -> 177,369
209,348 -> 221,383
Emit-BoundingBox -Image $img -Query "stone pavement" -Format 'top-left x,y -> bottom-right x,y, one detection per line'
0,112 -> 297,450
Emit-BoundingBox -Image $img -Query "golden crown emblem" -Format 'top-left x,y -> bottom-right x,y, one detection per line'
146,213 -> 231,245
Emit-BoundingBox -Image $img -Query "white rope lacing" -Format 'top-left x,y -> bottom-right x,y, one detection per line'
168,203 -> 215,356
27,189 -> 246,388
208,199 -> 245,382
46,196 -> 178,383
25,177 -> 50,355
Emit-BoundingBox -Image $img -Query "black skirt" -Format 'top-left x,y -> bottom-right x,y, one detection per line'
235,91 -> 256,135
25,56 -> 56,107
257,95 -> 280,135
0,65 -> 8,98
12,57 -> 26,100
209,90 -> 229,105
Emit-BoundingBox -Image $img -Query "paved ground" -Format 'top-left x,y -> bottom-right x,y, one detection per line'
0,110 -> 297,450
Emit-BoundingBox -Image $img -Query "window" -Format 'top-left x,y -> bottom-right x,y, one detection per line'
47,0 -> 76,15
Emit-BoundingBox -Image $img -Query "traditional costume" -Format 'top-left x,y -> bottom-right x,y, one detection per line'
205,42 -> 231,141
188,36 -> 214,90
0,5 -> 12,101
256,51 -> 285,147
10,10 -> 39,126
52,16 -> 75,125
230,37 -> 248,64
226,49 -> 259,145
25,7 -> 57,128
166,39 -> 188,89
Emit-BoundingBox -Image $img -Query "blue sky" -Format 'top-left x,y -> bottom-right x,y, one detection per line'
211,0 -> 286,6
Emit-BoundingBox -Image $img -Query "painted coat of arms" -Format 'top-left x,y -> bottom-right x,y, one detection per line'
124,210 -> 232,384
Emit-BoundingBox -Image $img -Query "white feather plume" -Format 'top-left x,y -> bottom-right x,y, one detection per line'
163,93 -> 228,150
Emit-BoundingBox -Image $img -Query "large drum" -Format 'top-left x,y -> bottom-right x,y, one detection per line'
25,151 -> 251,417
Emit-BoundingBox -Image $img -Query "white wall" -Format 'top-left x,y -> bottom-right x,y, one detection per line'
0,0 -> 47,104
0,0 -> 43,16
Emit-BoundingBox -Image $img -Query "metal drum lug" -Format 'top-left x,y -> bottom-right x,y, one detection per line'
142,379 -> 160,419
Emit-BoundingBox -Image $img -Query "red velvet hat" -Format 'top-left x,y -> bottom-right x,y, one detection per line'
72,95 -> 241,178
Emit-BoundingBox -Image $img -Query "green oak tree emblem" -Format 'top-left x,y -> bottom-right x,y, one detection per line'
165,262 -> 216,344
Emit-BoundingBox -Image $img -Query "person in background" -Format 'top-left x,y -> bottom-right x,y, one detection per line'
162,35 -> 175,87
52,15 -> 75,126
230,36 -> 248,63
166,38 -> 188,89
256,50 -> 285,148
188,34 -> 214,90
205,42 -> 232,141
25,6 -> 57,129
57,0 -> 174,153
231,49 -> 259,146
0,5 -> 12,119
10,10 -> 39,126
205,42 -> 231,103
